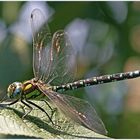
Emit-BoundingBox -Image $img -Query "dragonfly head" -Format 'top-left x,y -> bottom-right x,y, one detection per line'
7,82 -> 24,99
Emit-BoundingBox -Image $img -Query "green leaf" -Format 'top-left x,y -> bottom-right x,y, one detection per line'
0,101 -> 108,138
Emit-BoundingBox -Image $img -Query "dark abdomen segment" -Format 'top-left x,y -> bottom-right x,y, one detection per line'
53,70 -> 140,92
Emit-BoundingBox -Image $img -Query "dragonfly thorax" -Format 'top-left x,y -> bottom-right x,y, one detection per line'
7,82 -> 24,99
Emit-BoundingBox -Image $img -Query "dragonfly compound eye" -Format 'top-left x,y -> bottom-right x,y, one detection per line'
7,82 -> 23,99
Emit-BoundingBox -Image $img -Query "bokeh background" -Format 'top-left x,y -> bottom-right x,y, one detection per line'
0,1 -> 140,138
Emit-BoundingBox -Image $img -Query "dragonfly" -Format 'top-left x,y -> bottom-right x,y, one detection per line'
1,8 -> 140,136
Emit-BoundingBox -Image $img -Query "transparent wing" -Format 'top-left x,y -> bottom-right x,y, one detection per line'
30,9 -> 52,80
31,9 -> 77,84
44,30 -> 77,85
38,83 -> 107,135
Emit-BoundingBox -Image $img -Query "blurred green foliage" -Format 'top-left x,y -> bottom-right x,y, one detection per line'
0,1 -> 140,138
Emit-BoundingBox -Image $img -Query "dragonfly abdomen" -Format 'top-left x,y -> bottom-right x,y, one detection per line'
53,70 -> 140,92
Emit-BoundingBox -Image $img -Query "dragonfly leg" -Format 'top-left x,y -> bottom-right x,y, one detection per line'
41,99 -> 57,119
0,99 -> 19,107
25,99 -> 55,126
21,100 -> 33,119
7,99 -> 19,105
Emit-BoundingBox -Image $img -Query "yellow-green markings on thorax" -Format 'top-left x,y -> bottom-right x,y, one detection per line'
23,80 -> 52,100
23,82 -> 33,91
